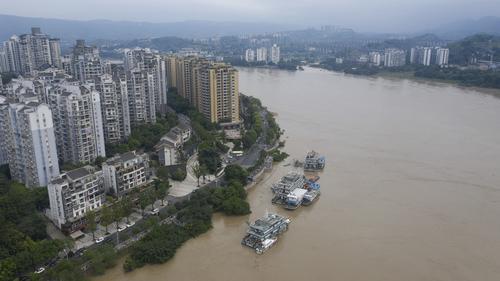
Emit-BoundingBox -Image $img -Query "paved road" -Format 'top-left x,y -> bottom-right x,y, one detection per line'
234,110 -> 270,168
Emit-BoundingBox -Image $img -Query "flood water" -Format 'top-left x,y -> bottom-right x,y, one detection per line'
96,67 -> 500,281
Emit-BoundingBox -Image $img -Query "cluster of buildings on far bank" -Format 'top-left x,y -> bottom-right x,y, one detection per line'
0,27 -> 236,234
341,46 -> 450,68
244,44 -> 281,64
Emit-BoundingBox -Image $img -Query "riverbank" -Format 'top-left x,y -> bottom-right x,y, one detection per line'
310,64 -> 500,98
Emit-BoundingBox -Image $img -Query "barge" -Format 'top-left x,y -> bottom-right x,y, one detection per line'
304,151 -> 326,171
241,213 -> 291,254
271,171 -> 306,205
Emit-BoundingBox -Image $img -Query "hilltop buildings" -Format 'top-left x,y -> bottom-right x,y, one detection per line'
242,45 -> 280,64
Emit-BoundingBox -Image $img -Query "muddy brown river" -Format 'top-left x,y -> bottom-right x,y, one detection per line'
96,67 -> 500,281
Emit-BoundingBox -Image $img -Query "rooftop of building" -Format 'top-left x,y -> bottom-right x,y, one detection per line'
105,151 -> 144,165
66,166 -> 92,181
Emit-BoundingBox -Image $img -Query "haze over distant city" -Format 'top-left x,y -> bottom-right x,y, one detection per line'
2,0 -> 500,33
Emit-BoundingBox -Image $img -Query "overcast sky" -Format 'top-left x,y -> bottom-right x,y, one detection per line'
2,0 -> 500,32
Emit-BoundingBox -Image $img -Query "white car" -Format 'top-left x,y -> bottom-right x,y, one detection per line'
34,267 -> 45,274
150,208 -> 159,215
117,225 -> 127,232
126,221 -> 136,228
95,237 -> 105,243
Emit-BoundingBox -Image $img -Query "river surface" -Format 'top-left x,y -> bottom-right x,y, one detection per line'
96,67 -> 500,281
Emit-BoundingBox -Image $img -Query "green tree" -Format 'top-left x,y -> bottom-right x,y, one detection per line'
0,258 -> 16,281
83,244 -> 118,275
242,129 -> 258,149
198,142 -> 221,174
85,210 -> 97,240
154,179 -> 169,206
224,164 -> 249,186
171,167 -> 187,181
156,166 -> 169,181
112,203 -> 124,243
121,197 -> 134,223
45,260 -> 84,281
94,156 -> 107,168
139,191 -> 153,215
191,163 -> 202,187
200,164 -> 209,184
100,206 -> 113,234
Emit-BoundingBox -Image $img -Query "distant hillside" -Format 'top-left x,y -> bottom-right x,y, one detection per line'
447,34 -> 500,65
428,16 -> 500,40
0,14 -> 296,41
365,34 -> 449,50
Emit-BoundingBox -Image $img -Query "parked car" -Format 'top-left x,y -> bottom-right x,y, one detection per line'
126,221 -> 136,228
149,208 -> 159,215
34,267 -> 45,274
95,237 -> 105,243
117,225 -> 127,232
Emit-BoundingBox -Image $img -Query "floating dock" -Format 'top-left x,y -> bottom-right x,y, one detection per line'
241,213 -> 291,254
303,151 -> 326,171
271,171 -> 306,205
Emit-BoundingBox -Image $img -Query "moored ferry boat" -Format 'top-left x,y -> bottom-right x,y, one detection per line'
241,213 -> 291,254
303,151 -> 326,171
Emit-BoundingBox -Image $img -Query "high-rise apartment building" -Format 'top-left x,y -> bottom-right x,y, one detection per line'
195,63 -> 240,123
0,96 -> 6,165
126,68 -> 157,125
0,99 -> 60,187
175,56 -> 209,107
369,52 -> 382,66
384,49 -> 406,67
3,36 -> 23,73
48,38 -> 62,68
256,47 -> 268,62
165,55 -> 178,88
271,44 -> 281,64
48,165 -> 105,233
410,47 -> 432,66
96,74 -> 131,143
124,48 -> 168,113
71,40 -> 103,82
435,48 -> 450,66
245,49 -> 255,62
0,47 -> 9,72
1,28 -> 62,75
46,83 -> 106,164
